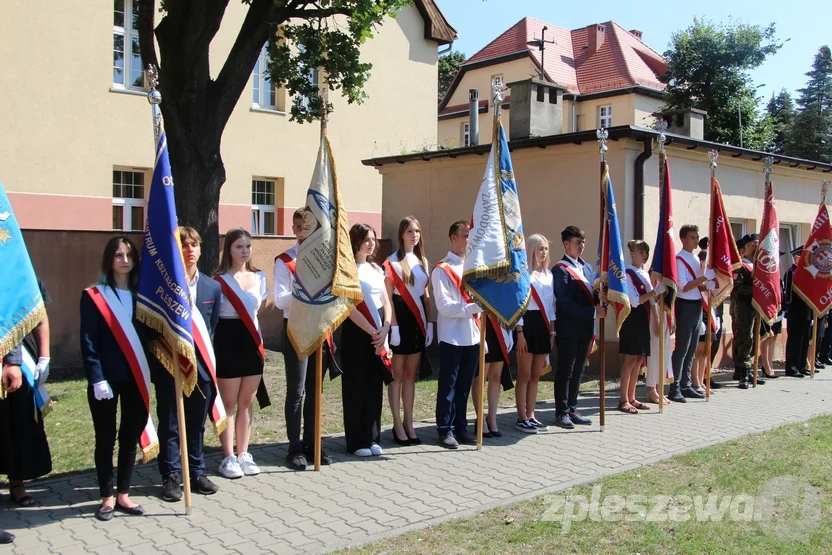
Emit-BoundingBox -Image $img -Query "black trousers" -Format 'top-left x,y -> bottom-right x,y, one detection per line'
554,333 -> 593,416
340,320 -> 385,453
87,379 -> 147,498
435,342 -> 479,435
282,321 -> 320,454
155,372 -> 214,480
786,315 -> 812,371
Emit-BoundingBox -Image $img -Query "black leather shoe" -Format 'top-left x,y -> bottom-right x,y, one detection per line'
554,414 -> 575,429
115,502 -> 145,516
407,434 -> 422,446
800,368 -> 812,376
821,357 -> 832,365
668,389 -> 686,402
191,475 -> 219,495
785,369 -> 805,378
392,430 -> 411,446
455,433 -> 477,445
286,452 -> 308,470
682,387 -> 704,399
755,375 -> 767,385
708,380 -> 723,389
815,360 -> 825,369
304,450 -> 332,465
738,379 -> 749,389
732,370 -> 741,380
161,473 -> 182,502
95,504 -> 114,521
568,411 -> 592,425
0,530 -> 14,544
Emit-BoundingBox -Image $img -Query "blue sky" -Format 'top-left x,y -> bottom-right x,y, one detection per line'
434,0 -> 828,103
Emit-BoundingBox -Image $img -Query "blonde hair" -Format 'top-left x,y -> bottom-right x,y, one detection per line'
395,216 -> 425,286
627,239 -> 650,256
526,234 -> 550,272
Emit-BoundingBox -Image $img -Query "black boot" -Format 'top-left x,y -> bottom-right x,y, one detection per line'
738,369 -> 750,389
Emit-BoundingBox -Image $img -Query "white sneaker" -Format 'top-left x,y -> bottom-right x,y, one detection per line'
370,444 -> 384,456
353,448 -> 373,457
237,452 -> 260,476
219,455 -> 243,479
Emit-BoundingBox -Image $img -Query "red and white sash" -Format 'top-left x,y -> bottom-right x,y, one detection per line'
384,258 -> 428,337
436,260 -> 481,328
85,286 -> 159,463
214,274 -> 264,360
677,255 -> 717,332
354,291 -> 393,372
529,282 -> 553,372
554,260 -> 595,305
277,251 -> 336,355
191,307 -> 227,434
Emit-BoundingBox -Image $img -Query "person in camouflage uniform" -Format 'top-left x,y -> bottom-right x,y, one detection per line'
731,234 -> 762,389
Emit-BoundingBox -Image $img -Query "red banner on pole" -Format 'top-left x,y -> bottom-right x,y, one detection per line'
752,180 -> 781,324
708,177 -> 742,307
793,204 -> 832,317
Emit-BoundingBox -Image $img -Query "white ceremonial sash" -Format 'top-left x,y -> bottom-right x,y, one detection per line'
191,306 -> 227,435
20,347 -> 51,419
217,274 -> 262,337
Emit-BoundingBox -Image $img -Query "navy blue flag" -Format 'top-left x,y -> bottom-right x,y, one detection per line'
595,164 -> 631,333
136,132 -> 198,394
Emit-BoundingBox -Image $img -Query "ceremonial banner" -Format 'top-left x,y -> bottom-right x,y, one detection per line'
650,154 -> 677,312
136,132 -> 198,395
288,135 -> 362,357
707,177 -> 742,307
793,204 -> 832,316
0,182 -> 44,364
595,163 -> 630,333
752,179 -> 781,324
462,115 -> 530,327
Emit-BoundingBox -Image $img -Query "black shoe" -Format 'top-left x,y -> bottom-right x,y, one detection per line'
286,452 -> 308,470
738,379 -> 749,389
191,475 -> 219,495
762,369 -> 779,379
785,369 -> 805,378
407,434 -> 422,446
475,420 -> 492,439
554,414 -> 575,429
732,370 -> 741,380
161,473 -> 182,502
756,375 -> 766,385
115,502 -> 145,516
816,360 -> 825,369
392,430 -> 411,446
668,389 -> 686,403
821,357 -> 832,365
0,530 -> 14,544
568,410 -> 592,425
95,504 -> 114,522
681,387 -> 704,399
800,368 -> 812,376
489,429 -> 503,438
456,432 -> 477,445
304,450 -> 332,465
708,380 -> 723,389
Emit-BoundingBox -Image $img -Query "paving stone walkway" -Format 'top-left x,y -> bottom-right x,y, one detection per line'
3,373 -> 831,554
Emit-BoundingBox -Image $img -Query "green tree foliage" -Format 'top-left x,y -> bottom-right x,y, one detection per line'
765,89 -> 795,154
786,47 -> 832,162
438,50 -> 465,100
660,18 -> 783,150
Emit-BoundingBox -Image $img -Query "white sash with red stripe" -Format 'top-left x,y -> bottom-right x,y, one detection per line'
86,286 -> 159,463
354,274 -> 393,371
215,274 -> 264,357
191,307 -> 227,434
384,258 -> 428,337
436,261 -> 481,329
677,256 -> 717,332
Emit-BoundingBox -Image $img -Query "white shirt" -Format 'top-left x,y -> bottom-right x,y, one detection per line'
358,262 -> 385,308
528,269 -> 556,321
114,287 -> 133,320
386,251 -> 429,299
187,270 -> 199,304
563,254 -> 595,285
675,249 -> 703,301
219,271 -> 269,323
431,251 -> 480,347
625,265 -> 654,307
273,244 -> 298,319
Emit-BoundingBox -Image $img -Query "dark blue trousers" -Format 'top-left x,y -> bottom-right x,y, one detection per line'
435,342 -> 479,435
155,371 -> 214,480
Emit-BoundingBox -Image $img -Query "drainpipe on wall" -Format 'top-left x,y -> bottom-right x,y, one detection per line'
469,89 -> 480,146
633,136 -> 653,239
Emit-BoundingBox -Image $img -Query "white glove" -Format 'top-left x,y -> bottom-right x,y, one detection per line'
704,268 -> 716,280
653,282 -> 666,295
35,357 -> 50,385
464,303 -> 482,317
93,381 -> 114,401
698,320 -> 706,337
706,280 -> 717,291
425,323 -> 434,347
390,325 -> 401,347
714,316 -> 722,333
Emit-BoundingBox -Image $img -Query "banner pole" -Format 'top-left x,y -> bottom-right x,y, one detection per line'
752,318 -> 761,387
810,316 -> 818,379
598,150 -> 607,433
476,316 -> 486,450
659,293 -> 665,413
314,343 -> 323,471
706,292 -> 713,400
173,356 -> 192,515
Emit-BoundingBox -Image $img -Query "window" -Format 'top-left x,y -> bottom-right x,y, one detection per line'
599,105 -> 612,129
730,220 -> 746,243
113,168 -> 146,231
252,179 -> 277,236
253,44 -> 280,110
462,122 -> 470,147
113,0 -> 144,90
779,224 -> 801,277
297,45 -> 320,110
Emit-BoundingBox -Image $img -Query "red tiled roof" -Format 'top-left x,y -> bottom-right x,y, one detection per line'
453,17 -> 666,99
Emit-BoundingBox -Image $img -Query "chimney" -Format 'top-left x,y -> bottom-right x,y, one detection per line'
655,108 -> 708,141
468,89 -> 480,146
629,29 -> 643,41
587,24 -> 606,53
506,78 -> 564,140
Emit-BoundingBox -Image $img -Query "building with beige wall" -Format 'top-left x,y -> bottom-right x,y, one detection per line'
0,0 -> 455,238
437,17 -> 665,149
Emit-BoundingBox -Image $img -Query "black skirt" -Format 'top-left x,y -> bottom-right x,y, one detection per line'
391,294 -> 427,355
619,304 -> 650,356
522,310 -> 552,355
0,378 -> 52,481
340,310 -> 394,386
485,317 -> 508,364
215,318 -> 264,378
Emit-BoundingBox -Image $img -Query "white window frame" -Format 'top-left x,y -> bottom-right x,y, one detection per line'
113,0 -> 145,91
599,105 -> 613,129
462,122 -> 470,147
779,223 -> 801,277
253,44 -> 280,111
729,219 -> 747,242
112,168 -> 147,231
251,178 -> 277,236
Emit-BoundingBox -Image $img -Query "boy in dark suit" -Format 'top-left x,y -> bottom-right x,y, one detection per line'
552,226 -> 606,429
151,227 -> 222,501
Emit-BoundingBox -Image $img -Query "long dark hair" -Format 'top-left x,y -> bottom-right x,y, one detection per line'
350,223 -> 377,261
99,236 -> 140,292
216,228 -> 259,275
395,216 -> 425,286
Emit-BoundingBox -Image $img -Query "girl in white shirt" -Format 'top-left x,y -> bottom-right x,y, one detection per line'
514,234 -> 556,433
213,228 -> 268,479
384,216 -> 432,446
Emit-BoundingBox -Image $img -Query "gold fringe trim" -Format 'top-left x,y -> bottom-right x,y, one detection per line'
288,302 -> 355,359
142,441 -> 160,464
751,299 -> 778,327
710,272 -> 734,308
540,364 -> 552,376
0,301 -> 45,360
792,287 -> 829,319
137,308 -> 198,397
465,286 -> 530,329
462,261 -> 512,282
213,415 -> 228,437
606,289 -> 631,336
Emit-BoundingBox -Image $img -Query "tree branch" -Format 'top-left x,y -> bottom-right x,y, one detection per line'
136,0 -> 160,78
